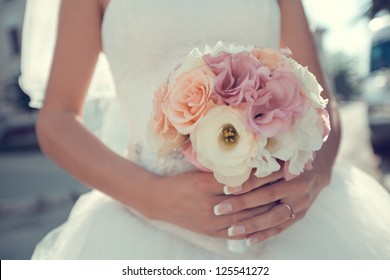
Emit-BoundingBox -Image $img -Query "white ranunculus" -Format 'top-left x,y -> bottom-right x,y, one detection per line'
284,57 -> 328,109
190,106 -> 256,187
267,108 -> 323,175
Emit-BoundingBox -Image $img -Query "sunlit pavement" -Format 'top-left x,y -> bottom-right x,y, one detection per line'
338,101 -> 390,192
0,100 -> 389,259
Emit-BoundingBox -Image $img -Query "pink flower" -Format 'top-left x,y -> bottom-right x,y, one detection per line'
203,51 -> 269,106
252,48 -> 284,71
150,43 -> 331,184
166,66 -> 215,135
245,69 -> 310,137
317,108 -> 331,141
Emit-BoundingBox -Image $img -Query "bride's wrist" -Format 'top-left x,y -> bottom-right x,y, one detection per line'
114,160 -> 164,219
310,157 -> 333,189
137,173 -> 167,220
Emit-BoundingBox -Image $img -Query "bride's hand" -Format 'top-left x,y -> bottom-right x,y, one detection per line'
146,170 -> 279,239
214,167 -> 331,245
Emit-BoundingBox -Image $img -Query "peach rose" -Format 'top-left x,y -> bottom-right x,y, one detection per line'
252,48 -> 283,71
166,66 -> 216,135
151,83 -> 179,140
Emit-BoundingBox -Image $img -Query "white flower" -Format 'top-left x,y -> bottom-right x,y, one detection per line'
267,108 -> 324,176
204,41 -> 254,57
190,106 -> 256,187
283,57 -> 328,108
286,150 -> 314,176
251,139 -> 281,178
169,48 -> 205,83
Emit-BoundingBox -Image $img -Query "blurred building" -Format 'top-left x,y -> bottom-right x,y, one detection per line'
0,0 -> 26,102
0,0 -> 38,152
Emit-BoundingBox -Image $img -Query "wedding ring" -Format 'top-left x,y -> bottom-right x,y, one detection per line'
281,203 -> 296,219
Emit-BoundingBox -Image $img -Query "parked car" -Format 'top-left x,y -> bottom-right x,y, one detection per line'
363,15 -> 390,153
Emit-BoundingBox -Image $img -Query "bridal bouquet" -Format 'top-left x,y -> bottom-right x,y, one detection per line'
150,42 -> 330,187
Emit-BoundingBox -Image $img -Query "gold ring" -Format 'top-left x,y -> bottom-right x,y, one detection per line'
281,203 -> 296,219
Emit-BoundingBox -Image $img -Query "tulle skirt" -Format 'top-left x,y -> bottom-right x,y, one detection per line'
31,162 -> 390,259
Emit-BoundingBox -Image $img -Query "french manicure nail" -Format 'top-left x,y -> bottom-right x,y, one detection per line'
213,202 -> 233,216
223,185 -> 242,195
227,239 -> 249,253
246,236 -> 259,246
228,225 -> 246,236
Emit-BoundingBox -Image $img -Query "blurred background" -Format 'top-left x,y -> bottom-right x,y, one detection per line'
1,0 -> 390,259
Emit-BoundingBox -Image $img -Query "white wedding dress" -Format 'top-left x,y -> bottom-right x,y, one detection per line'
28,0 -> 390,259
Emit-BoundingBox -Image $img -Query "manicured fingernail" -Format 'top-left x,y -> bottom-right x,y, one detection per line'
228,225 -> 246,236
246,236 -> 259,246
213,202 -> 233,216
227,239 -> 249,253
223,185 -> 242,195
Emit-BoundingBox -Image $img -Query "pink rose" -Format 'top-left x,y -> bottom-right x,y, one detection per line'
245,69 -> 310,137
166,66 -> 215,135
203,51 -> 269,106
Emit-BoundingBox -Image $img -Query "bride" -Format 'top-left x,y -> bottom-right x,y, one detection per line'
21,0 -> 390,259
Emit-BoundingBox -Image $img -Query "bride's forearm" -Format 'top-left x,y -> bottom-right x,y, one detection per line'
311,95 -> 341,186
36,109 -> 157,216
278,0 -> 341,186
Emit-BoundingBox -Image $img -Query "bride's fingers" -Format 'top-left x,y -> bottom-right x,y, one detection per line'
224,170 -> 285,195
215,179 -> 296,215
224,202 -> 299,237
213,203 -> 277,239
245,169 -> 285,192
246,211 -> 304,246
220,202 -> 277,227
213,197 -> 303,239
